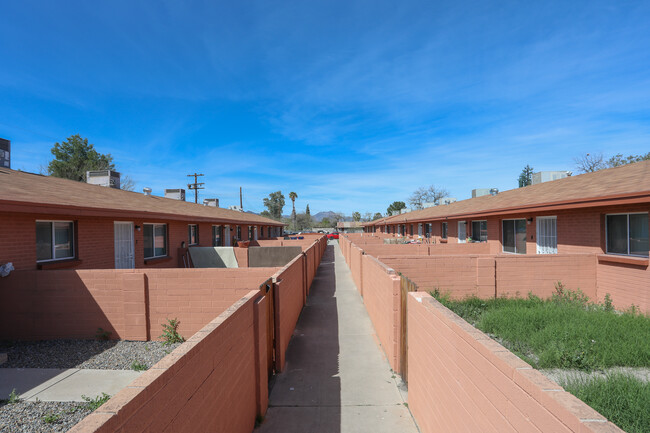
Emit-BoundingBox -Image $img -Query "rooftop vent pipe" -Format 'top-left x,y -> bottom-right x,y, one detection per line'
143,187 -> 152,196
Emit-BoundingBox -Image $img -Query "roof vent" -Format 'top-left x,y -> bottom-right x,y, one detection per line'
143,187 -> 152,196
164,188 -> 186,201
490,188 -> 499,196
86,170 -> 120,189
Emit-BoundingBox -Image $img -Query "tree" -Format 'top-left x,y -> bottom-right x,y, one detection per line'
289,192 -> 298,229
574,153 -> 605,173
296,213 -> 313,230
120,174 -> 135,191
408,185 -> 449,209
305,204 -> 311,216
606,152 -> 650,167
362,212 -> 372,222
321,217 -> 331,227
352,211 -> 361,222
387,201 -> 406,216
47,135 -> 114,182
331,212 -> 345,228
518,165 -> 534,187
574,152 -> 650,173
260,210 -> 273,219
373,212 -> 383,220
263,191 -> 285,220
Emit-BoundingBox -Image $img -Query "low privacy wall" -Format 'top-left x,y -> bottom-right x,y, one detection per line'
249,246 -> 303,268
379,254 -> 598,300
0,268 -> 279,341
360,254 -> 401,372
597,256 -> 650,313
71,291 -> 269,433
272,254 -> 305,371
408,292 -> 623,433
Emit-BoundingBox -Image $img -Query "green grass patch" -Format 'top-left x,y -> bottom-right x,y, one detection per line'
562,373 -> 650,433
431,287 -> 650,370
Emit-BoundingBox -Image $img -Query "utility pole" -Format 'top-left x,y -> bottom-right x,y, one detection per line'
240,187 -> 243,210
187,173 -> 205,204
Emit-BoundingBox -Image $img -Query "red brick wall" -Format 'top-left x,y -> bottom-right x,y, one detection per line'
408,292 -> 622,433
360,254 -> 401,372
71,291 -> 268,433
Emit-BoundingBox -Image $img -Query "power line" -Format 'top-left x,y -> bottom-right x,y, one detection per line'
187,173 -> 205,204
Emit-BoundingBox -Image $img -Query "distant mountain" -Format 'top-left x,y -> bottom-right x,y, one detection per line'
312,211 -> 353,222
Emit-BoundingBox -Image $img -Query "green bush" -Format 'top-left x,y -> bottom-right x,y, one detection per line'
159,318 -> 185,346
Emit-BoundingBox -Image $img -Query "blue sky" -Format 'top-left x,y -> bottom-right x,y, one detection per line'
1,1 -> 649,216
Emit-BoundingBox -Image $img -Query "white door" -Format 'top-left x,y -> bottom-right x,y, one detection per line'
536,217 -> 557,254
458,221 -> 467,243
114,222 -> 135,269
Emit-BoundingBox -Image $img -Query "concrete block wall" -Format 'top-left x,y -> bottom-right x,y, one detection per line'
407,292 -> 623,433
360,254 -> 401,372
70,291 -> 269,433
0,268 -> 278,340
597,258 -> 650,312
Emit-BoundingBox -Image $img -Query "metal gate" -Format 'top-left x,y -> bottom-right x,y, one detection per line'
400,275 -> 418,382
114,222 -> 134,269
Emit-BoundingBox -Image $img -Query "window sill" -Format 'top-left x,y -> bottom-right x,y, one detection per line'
597,254 -> 649,267
37,259 -> 82,270
144,256 -> 173,265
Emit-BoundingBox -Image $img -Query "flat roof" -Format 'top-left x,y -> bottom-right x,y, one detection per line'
366,161 -> 650,225
0,168 -> 283,226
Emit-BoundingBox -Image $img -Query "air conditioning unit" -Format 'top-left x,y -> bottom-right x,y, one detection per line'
203,198 -> 219,207
86,170 -> 121,189
0,138 -> 10,168
164,189 -> 186,201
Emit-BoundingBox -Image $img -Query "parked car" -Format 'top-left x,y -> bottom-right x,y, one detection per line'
327,232 -> 339,240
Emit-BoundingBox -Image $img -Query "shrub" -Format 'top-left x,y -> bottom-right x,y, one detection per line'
160,318 -> 185,345
82,393 -> 111,411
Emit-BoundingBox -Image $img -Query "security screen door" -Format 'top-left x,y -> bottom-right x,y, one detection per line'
114,222 -> 135,269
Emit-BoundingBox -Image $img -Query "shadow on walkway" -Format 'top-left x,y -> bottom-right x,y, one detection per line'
257,242 -> 418,433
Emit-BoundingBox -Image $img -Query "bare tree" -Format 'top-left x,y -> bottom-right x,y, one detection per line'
408,185 -> 449,209
120,174 -> 135,191
574,153 -> 605,173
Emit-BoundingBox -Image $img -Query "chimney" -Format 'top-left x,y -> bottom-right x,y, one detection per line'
143,187 -> 152,196
203,198 -> 219,207
0,138 -> 10,169
164,189 -> 186,201
490,188 -> 499,196
86,170 -> 121,189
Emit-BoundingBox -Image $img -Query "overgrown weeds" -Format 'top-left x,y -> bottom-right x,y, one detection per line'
431,284 -> 650,371
82,393 -> 111,411
562,373 -> 650,433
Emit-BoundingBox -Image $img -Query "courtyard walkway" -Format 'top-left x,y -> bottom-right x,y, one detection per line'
257,242 -> 419,433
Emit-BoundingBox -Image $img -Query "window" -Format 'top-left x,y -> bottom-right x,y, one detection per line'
409,224 -> 414,236
36,221 -> 74,262
536,217 -> 557,254
144,223 -> 167,259
606,213 -> 649,257
418,223 -> 423,236
237,226 -> 242,240
425,223 -> 431,238
260,226 -> 265,238
441,222 -> 448,239
458,221 -> 467,243
212,225 -> 223,246
503,219 -> 527,254
248,226 -> 253,240
471,221 -> 488,242
188,224 -> 198,245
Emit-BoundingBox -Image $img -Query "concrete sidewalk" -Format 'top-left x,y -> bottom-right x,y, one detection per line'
0,368 -> 141,402
257,241 -> 419,433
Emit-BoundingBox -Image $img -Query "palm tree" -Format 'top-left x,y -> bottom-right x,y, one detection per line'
289,192 -> 298,230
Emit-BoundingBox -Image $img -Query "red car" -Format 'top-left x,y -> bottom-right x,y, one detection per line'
327,232 -> 340,240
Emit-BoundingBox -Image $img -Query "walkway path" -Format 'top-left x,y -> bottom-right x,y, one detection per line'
257,242 -> 419,433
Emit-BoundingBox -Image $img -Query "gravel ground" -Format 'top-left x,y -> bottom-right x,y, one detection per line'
0,340 -> 181,370
0,401 -> 91,433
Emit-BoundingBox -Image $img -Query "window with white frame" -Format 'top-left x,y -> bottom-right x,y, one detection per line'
458,221 -> 467,243
606,213 -> 649,257
536,217 -> 557,254
248,226 -> 253,240
188,224 -> 198,245
144,223 -> 167,259
471,220 -> 488,242
503,219 -> 527,254
36,221 -> 74,262
441,222 -> 448,239
236,225 -> 242,240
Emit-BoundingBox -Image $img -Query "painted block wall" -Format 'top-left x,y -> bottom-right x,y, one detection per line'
407,292 -> 623,433
70,291 -> 267,433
